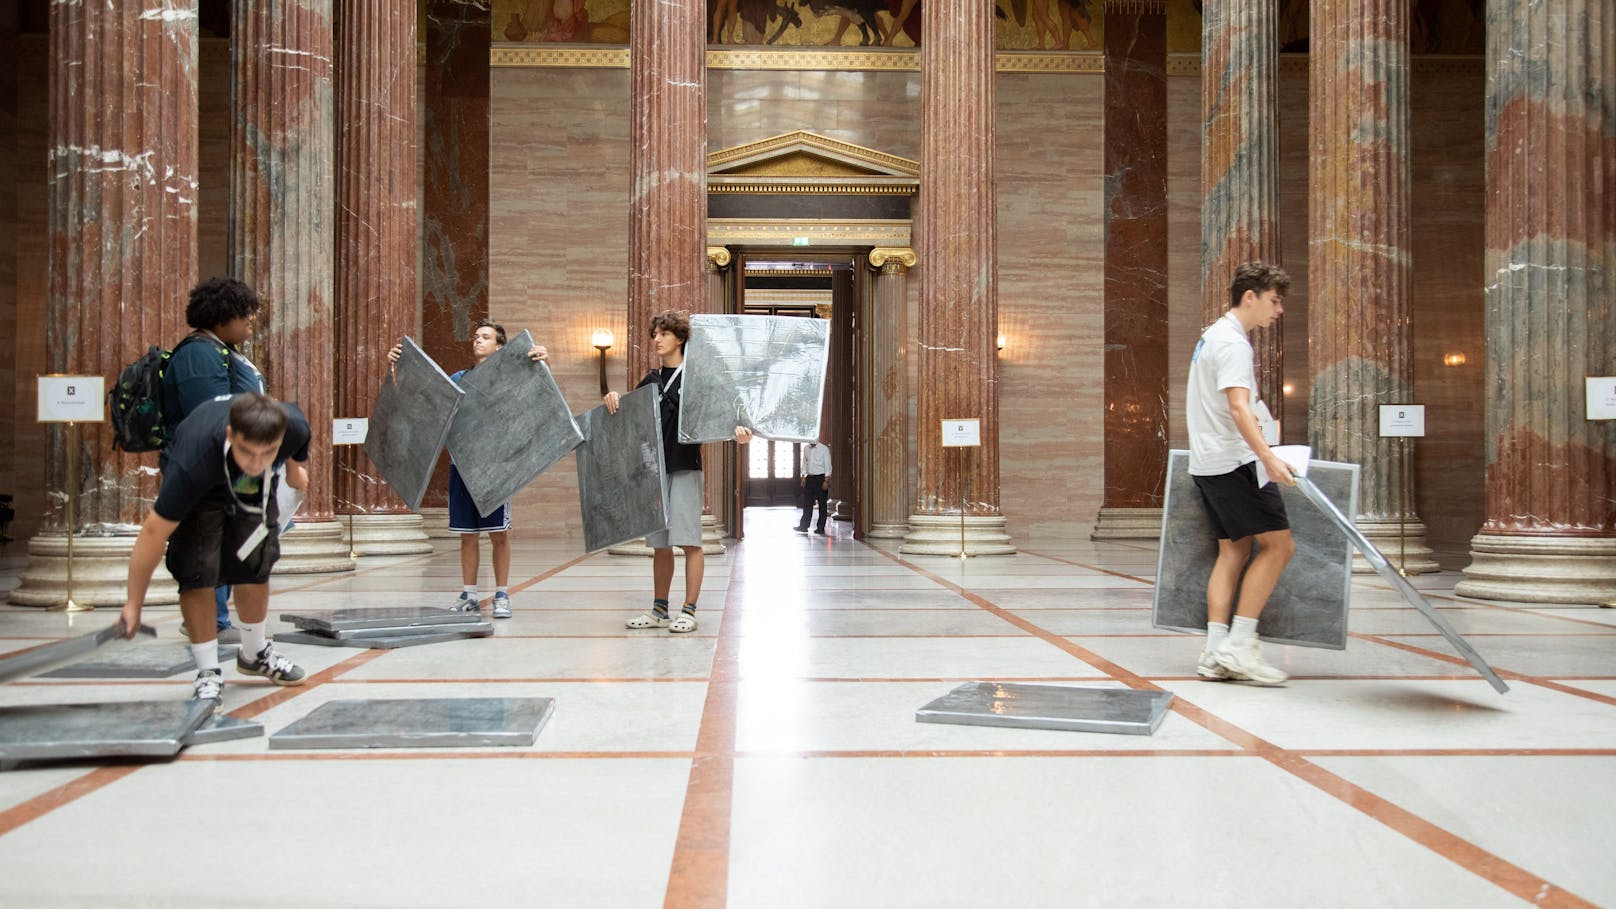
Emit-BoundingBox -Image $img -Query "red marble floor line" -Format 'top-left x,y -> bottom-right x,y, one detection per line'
1286,748 -> 1616,758
874,546 -> 1597,908
229,649 -> 388,720
1350,632 -> 1616,708
662,544 -> 747,909
1017,548 -> 1156,584
0,765 -> 143,839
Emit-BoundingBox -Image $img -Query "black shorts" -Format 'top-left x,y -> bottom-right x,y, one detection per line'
1192,462 -> 1289,541
165,493 -> 282,592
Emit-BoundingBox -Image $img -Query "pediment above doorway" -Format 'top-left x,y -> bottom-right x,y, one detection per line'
707,131 -> 919,196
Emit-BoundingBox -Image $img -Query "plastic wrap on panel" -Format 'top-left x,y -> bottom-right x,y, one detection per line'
678,314 -> 830,443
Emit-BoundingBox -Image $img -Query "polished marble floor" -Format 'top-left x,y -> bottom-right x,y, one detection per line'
1,507 -> 1613,908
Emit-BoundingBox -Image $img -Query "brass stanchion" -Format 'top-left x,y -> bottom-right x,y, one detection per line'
53,420 -> 91,613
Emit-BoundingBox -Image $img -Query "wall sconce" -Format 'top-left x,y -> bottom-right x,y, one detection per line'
996,333 -> 1007,353
591,329 -> 614,396
1443,352 -> 1467,367
1282,382 -> 1295,396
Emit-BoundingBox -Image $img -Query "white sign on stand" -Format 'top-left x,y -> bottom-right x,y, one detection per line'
941,419 -> 981,448
37,375 -> 105,423
1588,377 -> 1616,421
1378,405 -> 1426,438
333,418 -> 369,445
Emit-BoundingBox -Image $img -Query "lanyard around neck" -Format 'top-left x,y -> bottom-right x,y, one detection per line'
221,439 -> 270,518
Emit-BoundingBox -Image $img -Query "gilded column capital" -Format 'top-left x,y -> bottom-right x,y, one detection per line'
706,246 -> 732,270
868,247 -> 917,271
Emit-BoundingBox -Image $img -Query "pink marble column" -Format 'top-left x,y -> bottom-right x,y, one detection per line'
419,0 -> 491,526
866,248 -> 914,539
230,0 -> 353,574
700,247 -> 730,551
1456,1 -> 1616,604
902,0 -> 1014,555
333,0 -> 430,555
1200,0 -> 1283,408
1307,0 -> 1435,572
12,0 -> 197,606
626,0 -> 706,381
1093,0 -> 1169,541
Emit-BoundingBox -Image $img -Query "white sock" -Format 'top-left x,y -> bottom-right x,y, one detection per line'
1229,615 -> 1259,645
1205,622 -> 1229,650
190,641 -> 220,673
496,586 -> 509,597
463,584 -> 478,598
237,621 -> 266,659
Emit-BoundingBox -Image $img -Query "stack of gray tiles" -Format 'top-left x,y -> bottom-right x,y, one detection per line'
275,607 -> 494,650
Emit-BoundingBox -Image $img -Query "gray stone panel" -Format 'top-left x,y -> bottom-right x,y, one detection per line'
0,621 -> 157,684
916,682 -> 1174,736
678,314 -> 830,443
362,336 -> 465,511
274,628 -> 493,649
41,643 -> 239,679
279,606 -> 485,633
268,697 -> 555,749
183,713 -> 265,746
575,384 -> 668,553
444,330 -> 583,517
0,700 -> 215,761
1153,451 -> 1358,650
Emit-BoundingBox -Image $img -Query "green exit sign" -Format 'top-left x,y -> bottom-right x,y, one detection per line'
792,236 -> 810,246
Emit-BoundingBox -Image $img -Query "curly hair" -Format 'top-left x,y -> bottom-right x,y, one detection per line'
472,318 -> 507,346
649,310 -> 690,349
1227,262 -> 1291,310
186,277 -> 260,331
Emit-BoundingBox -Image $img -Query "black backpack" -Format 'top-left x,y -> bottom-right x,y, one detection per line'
108,335 -> 210,453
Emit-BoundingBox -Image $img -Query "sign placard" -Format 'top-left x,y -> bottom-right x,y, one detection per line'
1378,404 -> 1426,438
332,418 -> 369,445
1588,377 -> 1616,421
37,375 -> 104,423
941,419 -> 981,448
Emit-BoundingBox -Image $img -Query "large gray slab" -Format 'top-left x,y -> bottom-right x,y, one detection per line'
362,336 -> 465,511
575,384 -> 668,553
916,682 -> 1174,736
280,606 -> 485,633
1153,450 -> 1358,650
445,329 -> 584,517
0,621 -> 156,684
183,713 -> 265,746
269,697 -> 555,749
678,314 -> 830,443
326,621 -> 495,641
1294,476 -> 1509,693
0,700 -> 216,761
274,628 -> 493,649
40,643 -> 239,679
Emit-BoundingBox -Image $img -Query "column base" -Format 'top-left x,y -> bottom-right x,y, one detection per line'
417,507 -> 454,539
1350,517 -> 1439,574
271,521 -> 357,575
1090,507 -> 1163,540
607,535 -> 727,557
344,513 -> 433,557
8,533 -> 179,607
899,513 -> 1017,556
1455,533 -> 1616,605
700,513 -> 727,553
865,522 -> 910,539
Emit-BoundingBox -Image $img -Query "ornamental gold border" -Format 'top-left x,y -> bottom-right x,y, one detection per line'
492,44 -> 1103,74
709,218 -> 911,246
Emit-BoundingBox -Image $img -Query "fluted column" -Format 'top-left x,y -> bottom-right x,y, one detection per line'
699,247 -> 729,552
333,0 -> 430,556
12,0 -> 197,607
419,0 -> 491,533
1307,0 -> 1435,573
902,1 -> 1014,556
626,0 -> 705,380
1200,0 -> 1282,407
1456,1 -> 1616,604
1093,0 -> 1169,542
231,0 -> 354,574
867,248 -> 914,539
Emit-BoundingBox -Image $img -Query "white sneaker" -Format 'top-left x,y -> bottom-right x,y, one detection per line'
1197,648 -> 1232,680
192,668 -> 223,701
1213,638 -> 1288,685
668,613 -> 698,634
626,612 -> 670,629
492,592 -> 512,619
448,592 -> 480,614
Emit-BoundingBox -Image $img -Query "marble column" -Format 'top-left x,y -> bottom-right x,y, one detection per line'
11,0 -> 198,607
699,247 -> 730,552
1200,0 -> 1283,408
1092,0 -> 1169,542
1307,0 -> 1435,573
333,0 -> 430,556
1456,1 -> 1616,604
419,0 -> 491,535
866,248 -> 914,539
230,0 -> 353,574
902,1 -> 1014,556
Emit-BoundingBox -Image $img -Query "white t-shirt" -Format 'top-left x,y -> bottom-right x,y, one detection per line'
1186,312 -> 1261,476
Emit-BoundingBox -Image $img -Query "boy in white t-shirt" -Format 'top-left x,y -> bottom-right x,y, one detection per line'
1185,262 -> 1297,686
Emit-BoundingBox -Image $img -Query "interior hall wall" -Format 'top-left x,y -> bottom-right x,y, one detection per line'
0,25 -> 18,533
198,40 -> 231,283
11,36 -> 47,539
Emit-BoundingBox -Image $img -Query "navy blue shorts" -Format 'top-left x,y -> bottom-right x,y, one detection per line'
1192,462 -> 1289,541
447,463 -> 510,533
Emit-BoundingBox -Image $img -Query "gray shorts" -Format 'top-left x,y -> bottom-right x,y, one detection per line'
646,469 -> 703,549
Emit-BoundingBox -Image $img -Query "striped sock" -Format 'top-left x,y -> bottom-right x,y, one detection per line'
651,599 -> 669,620
681,602 -> 697,616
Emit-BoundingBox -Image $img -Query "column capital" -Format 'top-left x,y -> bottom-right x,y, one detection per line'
868,247 -> 916,271
706,246 -> 732,270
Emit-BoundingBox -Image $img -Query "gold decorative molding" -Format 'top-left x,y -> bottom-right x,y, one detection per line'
1104,0 -> 1167,13
746,267 -> 834,277
492,44 -> 630,68
1167,51 -> 1483,77
491,43 -> 1103,74
868,247 -> 918,270
708,218 -> 911,246
706,246 -> 732,269
708,177 -> 917,196
710,131 -> 919,177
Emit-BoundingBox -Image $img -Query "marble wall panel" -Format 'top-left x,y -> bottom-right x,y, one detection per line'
575,384 -> 666,553
11,37 -> 47,538
708,69 -> 921,158
680,314 -> 830,443
198,39 -> 230,282
0,26 -> 15,519
363,337 -> 465,511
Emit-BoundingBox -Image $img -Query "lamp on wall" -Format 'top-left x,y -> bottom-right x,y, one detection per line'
996,333 -> 1007,353
592,329 -> 614,396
